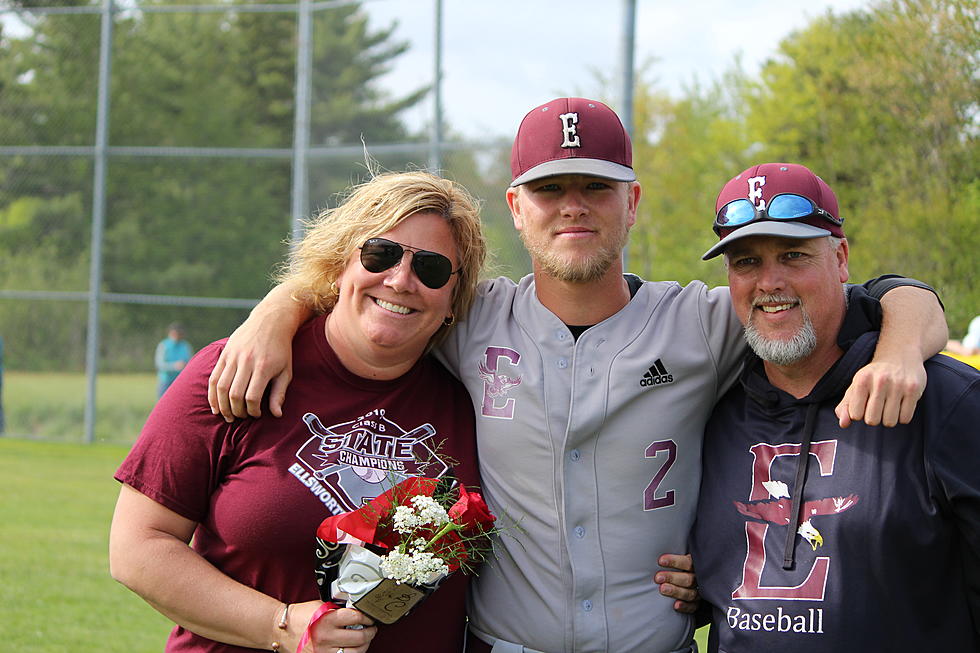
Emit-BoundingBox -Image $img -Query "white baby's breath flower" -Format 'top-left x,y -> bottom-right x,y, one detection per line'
379,548 -> 449,585
393,505 -> 420,533
379,550 -> 415,583
408,550 -> 450,585
410,495 -> 450,526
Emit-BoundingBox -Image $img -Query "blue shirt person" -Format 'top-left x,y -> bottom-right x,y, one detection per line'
155,323 -> 193,397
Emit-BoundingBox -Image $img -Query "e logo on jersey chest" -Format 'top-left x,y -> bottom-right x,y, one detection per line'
478,346 -> 523,419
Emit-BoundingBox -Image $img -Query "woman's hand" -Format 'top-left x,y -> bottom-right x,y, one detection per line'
297,605 -> 377,653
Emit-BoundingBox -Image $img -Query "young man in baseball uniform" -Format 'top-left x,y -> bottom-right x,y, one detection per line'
207,99 -> 948,653
691,163 -> 979,651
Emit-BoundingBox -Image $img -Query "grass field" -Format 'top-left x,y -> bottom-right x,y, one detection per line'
2,371 -> 157,445
0,436 -> 711,651
0,437 -> 173,650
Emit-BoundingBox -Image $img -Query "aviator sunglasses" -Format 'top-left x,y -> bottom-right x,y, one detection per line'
358,237 -> 458,289
714,193 -> 843,235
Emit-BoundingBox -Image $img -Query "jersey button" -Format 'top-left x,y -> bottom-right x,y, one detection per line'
556,328 -> 568,340
582,600 -> 593,612
557,357 -> 568,369
574,526 -> 586,538
569,449 -> 581,461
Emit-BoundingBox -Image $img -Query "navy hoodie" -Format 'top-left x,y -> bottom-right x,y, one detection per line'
691,286 -> 980,652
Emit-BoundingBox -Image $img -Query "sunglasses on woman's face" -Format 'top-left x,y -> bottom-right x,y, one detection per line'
358,237 -> 458,289
713,193 -> 843,235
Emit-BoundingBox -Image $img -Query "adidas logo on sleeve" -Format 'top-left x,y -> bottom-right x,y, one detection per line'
640,359 -> 674,387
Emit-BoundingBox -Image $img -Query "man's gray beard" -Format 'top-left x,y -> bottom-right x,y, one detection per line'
743,310 -> 818,366
520,227 -> 628,284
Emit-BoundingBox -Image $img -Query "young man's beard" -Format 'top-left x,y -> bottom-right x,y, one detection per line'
743,307 -> 818,366
520,225 -> 629,284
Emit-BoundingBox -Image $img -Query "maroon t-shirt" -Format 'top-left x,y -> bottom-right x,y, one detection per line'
116,313 -> 480,652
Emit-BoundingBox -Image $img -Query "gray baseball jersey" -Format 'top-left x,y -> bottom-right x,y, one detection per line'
436,274 -> 746,653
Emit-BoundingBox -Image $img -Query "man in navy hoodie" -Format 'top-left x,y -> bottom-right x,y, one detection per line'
691,163 -> 980,651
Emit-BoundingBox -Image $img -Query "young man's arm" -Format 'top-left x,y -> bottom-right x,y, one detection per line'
836,285 -> 947,428
208,280 -> 311,421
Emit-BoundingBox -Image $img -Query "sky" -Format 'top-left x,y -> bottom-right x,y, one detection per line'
362,0 -> 871,139
1,0 -> 871,139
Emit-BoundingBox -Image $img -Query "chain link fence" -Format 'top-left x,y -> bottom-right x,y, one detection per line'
0,0 -> 635,443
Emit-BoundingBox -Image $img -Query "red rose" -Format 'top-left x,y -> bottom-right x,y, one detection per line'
448,485 -> 496,534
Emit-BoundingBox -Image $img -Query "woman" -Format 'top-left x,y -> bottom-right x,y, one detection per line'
110,171 -> 487,653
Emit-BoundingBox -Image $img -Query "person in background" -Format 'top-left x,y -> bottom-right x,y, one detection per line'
155,322 -> 193,397
205,99 -> 948,653
945,314 -> 980,356
691,163 -> 980,651
110,171 -> 487,653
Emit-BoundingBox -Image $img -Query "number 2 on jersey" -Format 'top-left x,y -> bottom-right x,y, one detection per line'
644,439 -> 676,510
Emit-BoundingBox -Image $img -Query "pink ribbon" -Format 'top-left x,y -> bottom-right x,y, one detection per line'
295,602 -> 339,653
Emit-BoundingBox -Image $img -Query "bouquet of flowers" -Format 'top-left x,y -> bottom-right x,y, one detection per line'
314,475 -> 496,625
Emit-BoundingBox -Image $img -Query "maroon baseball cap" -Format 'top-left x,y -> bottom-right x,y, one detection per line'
510,97 -> 635,187
702,163 -> 845,260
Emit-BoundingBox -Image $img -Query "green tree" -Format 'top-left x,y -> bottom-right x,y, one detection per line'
629,0 -> 977,331
744,0 -> 979,331
0,1 -> 428,370
629,65 -> 754,287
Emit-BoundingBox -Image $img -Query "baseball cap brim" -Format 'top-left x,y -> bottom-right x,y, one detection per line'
510,158 -> 636,187
701,220 -> 832,260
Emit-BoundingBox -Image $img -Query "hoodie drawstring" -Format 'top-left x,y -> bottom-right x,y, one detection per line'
783,401 -> 819,570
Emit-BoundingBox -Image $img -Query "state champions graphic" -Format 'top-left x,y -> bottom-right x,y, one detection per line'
290,408 -> 450,514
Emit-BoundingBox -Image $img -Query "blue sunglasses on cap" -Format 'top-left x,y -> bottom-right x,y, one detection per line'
713,193 -> 842,235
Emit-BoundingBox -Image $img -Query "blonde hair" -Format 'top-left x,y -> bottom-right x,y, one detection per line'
279,171 -> 487,347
